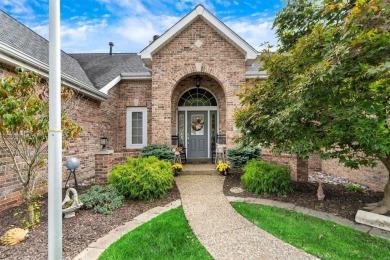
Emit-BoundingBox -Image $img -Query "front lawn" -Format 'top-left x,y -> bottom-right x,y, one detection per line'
99,206 -> 212,260
232,202 -> 390,260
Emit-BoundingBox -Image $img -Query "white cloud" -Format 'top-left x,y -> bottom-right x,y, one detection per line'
225,17 -> 277,51
0,0 -> 33,15
175,0 -> 214,11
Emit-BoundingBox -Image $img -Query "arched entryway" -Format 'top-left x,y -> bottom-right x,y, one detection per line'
171,74 -> 226,159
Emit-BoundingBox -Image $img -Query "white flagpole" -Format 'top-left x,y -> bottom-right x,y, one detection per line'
48,0 -> 62,259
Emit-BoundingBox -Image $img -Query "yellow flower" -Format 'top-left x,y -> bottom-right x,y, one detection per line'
216,162 -> 230,172
172,163 -> 183,171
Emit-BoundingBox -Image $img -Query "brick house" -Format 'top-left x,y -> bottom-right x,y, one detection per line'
0,5 -> 387,211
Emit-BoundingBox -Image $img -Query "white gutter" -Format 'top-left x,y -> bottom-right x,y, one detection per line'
0,42 -> 108,101
245,71 -> 267,79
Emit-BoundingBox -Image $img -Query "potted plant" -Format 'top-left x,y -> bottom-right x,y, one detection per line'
172,163 -> 183,176
216,162 -> 230,176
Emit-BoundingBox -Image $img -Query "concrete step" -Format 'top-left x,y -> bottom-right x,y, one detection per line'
181,170 -> 217,175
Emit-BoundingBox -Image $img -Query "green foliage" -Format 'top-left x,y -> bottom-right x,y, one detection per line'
241,160 -> 292,195
79,185 -> 124,214
236,0 -> 390,172
0,68 -> 82,226
233,202 -> 390,259
226,146 -> 261,169
108,156 -> 174,200
99,207 -> 213,260
140,144 -> 174,162
345,185 -> 364,193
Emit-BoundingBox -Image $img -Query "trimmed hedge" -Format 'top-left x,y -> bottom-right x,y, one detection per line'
226,146 -> 261,169
140,144 -> 174,162
241,160 -> 292,195
108,156 -> 174,200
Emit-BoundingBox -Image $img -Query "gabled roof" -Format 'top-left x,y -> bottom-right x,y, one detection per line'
0,10 -> 107,100
70,53 -> 150,91
139,5 -> 259,67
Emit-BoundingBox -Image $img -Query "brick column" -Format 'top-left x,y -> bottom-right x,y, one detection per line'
95,150 -> 116,184
291,157 -> 309,182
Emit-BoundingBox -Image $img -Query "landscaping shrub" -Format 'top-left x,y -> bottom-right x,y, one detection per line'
226,146 -> 261,169
108,156 -> 174,200
140,144 -> 174,162
345,185 -> 364,193
241,160 -> 292,195
79,185 -> 124,214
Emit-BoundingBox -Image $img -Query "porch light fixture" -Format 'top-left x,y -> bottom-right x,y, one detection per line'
194,75 -> 202,88
100,137 -> 108,151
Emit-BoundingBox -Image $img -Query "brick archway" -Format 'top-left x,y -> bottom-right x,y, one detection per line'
170,64 -> 230,96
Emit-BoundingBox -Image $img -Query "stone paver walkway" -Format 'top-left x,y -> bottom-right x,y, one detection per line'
175,173 -> 318,260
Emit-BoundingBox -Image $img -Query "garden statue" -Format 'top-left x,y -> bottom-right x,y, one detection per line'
317,182 -> 325,201
0,228 -> 29,246
62,188 -> 83,218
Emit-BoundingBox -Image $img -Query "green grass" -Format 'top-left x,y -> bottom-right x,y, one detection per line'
99,206 -> 212,260
232,202 -> 390,260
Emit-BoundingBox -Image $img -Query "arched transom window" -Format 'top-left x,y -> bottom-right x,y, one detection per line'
178,88 -> 217,106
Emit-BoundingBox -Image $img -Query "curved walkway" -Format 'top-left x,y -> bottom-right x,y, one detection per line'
175,174 -> 317,260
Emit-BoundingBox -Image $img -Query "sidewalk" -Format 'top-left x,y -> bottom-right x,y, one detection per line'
175,173 -> 317,260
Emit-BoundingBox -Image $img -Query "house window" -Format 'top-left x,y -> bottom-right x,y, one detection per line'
178,88 -> 217,106
126,107 -> 147,149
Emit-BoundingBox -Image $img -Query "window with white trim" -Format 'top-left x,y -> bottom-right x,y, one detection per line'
126,107 -> 147,149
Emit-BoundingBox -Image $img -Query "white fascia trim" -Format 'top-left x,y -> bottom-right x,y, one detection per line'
139,7 -> 199,62
99,72 -> 152,95
99,75 -> 121,94
200,8 -> 258,60
0,42 -> 108,101
139,5 -> 258,64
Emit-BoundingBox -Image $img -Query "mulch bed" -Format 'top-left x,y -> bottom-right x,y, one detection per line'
224,170 -> 385,221
0,183 -> 180,260
0,172 -> 387,259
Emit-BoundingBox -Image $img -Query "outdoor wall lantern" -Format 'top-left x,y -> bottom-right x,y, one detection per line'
100,137 -> 108,151
65,157 -> 80,188
194,75 -> 202,88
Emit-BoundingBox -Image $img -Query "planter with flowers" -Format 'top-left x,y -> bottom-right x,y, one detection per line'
216,162 -> 230,176
172,163 -> 183,176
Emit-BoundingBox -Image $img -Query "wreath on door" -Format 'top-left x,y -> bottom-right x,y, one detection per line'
191,118 -> 204,131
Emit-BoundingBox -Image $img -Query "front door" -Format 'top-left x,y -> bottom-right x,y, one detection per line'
187,111 -> 208,158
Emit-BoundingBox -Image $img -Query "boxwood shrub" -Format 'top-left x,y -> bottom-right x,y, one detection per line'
140,144 -> 174,162
108,156 -> 174,200
226,146 -> 261,169
241,160 -> 292,195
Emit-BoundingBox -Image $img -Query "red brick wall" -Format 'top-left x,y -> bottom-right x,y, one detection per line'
109,80 -> 152,150
322,159 -> 388,191
151,18 -> 245,146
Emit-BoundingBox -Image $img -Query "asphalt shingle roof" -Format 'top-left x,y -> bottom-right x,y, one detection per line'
0,10 -> 94,88
70,53 -> 149,90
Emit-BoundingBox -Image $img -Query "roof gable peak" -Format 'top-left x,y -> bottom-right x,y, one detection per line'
139,5 -> 258,67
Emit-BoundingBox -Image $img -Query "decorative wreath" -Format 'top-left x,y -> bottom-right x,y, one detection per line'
191,118 -> 204,131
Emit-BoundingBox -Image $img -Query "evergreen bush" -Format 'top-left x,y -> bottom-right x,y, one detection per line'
226,146 -> 261,169
241,160 -> 292,195
79,185 -> 124,214
140,144 -> 174,162
108,156 -> 174,200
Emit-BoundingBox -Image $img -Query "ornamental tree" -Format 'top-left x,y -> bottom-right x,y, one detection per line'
0,69 -> 82,226
236,0 -> 390,214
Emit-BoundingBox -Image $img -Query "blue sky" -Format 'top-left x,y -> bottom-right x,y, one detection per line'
0,0 -> 284,53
